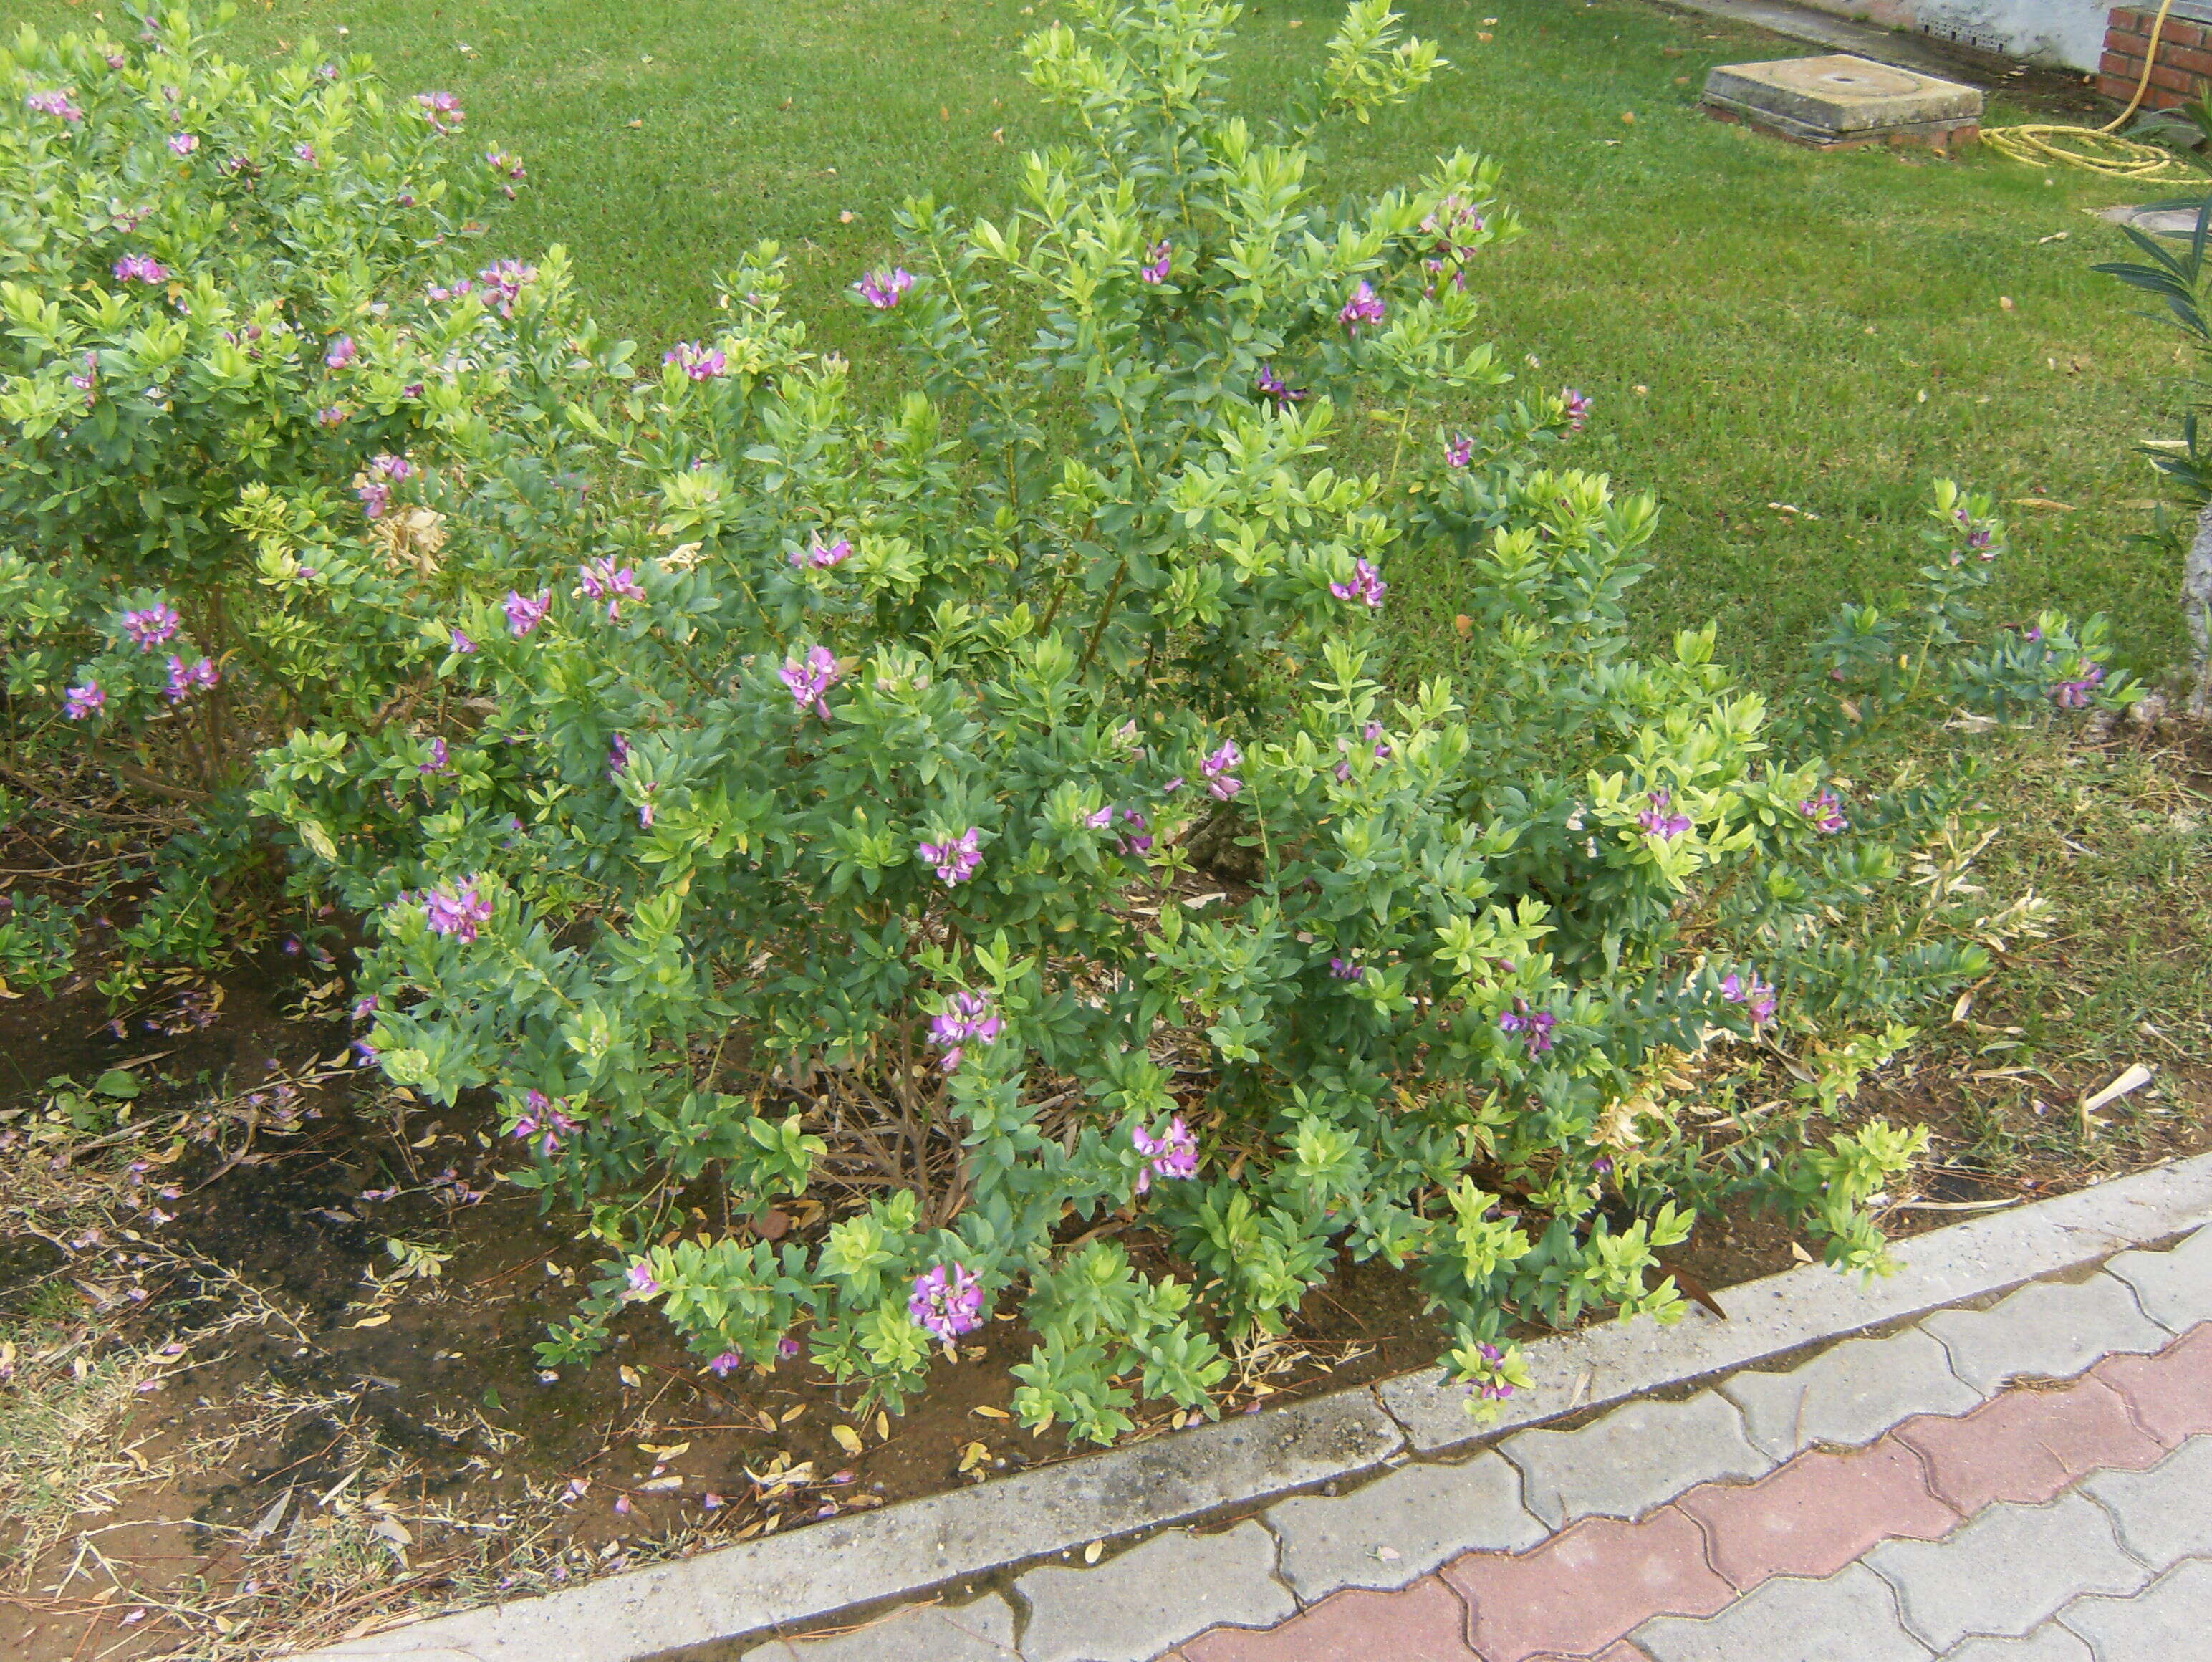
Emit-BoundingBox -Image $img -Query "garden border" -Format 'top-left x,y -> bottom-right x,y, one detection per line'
291,1151 -> 2212,1662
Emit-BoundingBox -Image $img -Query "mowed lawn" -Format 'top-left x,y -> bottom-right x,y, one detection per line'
6,0 -> 2191,678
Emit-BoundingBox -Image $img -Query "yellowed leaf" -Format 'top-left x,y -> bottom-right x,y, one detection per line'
831,1423 -> 865,1456
875,1412 -> 892,1443
1083,1539 -> 1103,1564
350,1310 -> 392,1329
971,1404 -> 1011,1420
779,1403 -> 807,1424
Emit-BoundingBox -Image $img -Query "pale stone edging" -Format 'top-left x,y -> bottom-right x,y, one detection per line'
292,1152 -> 2212,1662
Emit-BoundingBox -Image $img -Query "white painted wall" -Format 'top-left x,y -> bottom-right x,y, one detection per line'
1792,0 -> 2109,71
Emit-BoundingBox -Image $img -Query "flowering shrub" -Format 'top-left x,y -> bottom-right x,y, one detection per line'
0,6 -> 624,974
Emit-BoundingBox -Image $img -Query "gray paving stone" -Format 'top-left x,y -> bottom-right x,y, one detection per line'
1865,1494 -> 2152,1652
2105,1221 -> 2212,1335
758,1595 -> 1019,1661
1377,1153 -> 2212,1454
1500,1390 -> 1772,1528
1264,1451 -> 1545,1598
1014,1521 -> 1292,1662
1634,1562 -> 1933,1661
2058,1557 -> 2212,1658
2082,1436 -> 2212,1571
1920,1275 -> 2170,1394
1936,1627 -> 2093,1662
288,1390 -> 1394,1662
1719,1329 -> 1980,1461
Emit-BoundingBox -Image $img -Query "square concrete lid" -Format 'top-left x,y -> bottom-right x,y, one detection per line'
1703,54 -> 1981,137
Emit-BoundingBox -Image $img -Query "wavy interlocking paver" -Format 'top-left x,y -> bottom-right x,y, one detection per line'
1019,1523 -> 1293,1662
2087,1320 -> 2212,1445
1499,1393 -> 1771,1529
1718,1329 -> 1982,1461
1266,1452 -> 1544,1599
1936,1628 -> 2094,1661
2079,1436 -> 2212,1570
1673,1438 -> 1958,1592
1179,1577 -> 1476,1662
766,1596 -> 1021,1661
1632,1563 -> 1934,1662
2053,1557 -> 2212,1656
1890,1378 -> 2167,1513
1920,1276 -> 2170,1394
2101,1221 -> 2212,1332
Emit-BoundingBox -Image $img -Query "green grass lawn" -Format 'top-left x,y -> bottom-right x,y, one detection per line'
11,0 -> 2190,680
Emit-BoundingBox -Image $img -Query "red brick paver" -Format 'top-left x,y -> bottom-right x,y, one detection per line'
1893,1375 -> 2169,1512
1182,1577 -> 1475,1662
1674,1437 -> 1958,1593
2092,1320 -> 2212,1446
1441,1507 -> 1730,1662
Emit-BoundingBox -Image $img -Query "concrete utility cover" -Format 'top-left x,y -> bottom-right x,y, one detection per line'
1703,53 -> 1982,150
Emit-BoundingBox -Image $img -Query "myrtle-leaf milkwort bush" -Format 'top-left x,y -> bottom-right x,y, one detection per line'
9,2 -> 2140,1439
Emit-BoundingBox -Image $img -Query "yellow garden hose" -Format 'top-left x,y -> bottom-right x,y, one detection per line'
1983,0 -> 2198,181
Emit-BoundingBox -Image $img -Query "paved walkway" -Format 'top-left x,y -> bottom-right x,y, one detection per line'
762,1226 -> 2212,1662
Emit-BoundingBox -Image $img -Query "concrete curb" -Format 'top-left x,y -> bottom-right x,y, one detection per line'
289,1153 -> 2212,1662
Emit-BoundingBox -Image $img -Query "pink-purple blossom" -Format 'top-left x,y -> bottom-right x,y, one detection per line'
450,627 -> 476,655
1329,558 -> 1387,611
855,266 -> 915,309
168,132 -> 198,155
324,335 -> 356,370
579,559 -> 645,621
2052,664 -> 2105,708
505,588 -> 552,637
64,681 -> 105,721
708,1351 -> 740,1377
1201,740 -> 1244,801
1132,1115 -> 1198,1194
69,352 -> 98,403
919,826 -> 983,885
1562,388 -> 1592,430
664,341 -> 728,380
1256,364 -> 1307,406
1721,971 -> 1778,1027
928,990 -> 1002,1072
112,254 -> 166,284
1636,789 -> 1691,840
416,90 -> 465,134
124,602 -> 181,651
1445,434 -> 1474,469
423,880 -> 494,943
1338,281 -> 1386,334
607,733 -> 631,779
1499,1000 -> 1557,1053
27,90 -> 84,123
163,655 -> 218,703
779,645 -> 843,719
626,1260 -> 660,1299
1119,808 -> 1153,856
477,259 -> 534,317
791,537 -> 853,570
1329,956 -> 1365,981
512,1090 -> 577,1157
419,736 -> 451,775
908,1262 -> 984,1341
778,1335 -> 802,1358
1140,239 -> 1171,284
1799,789 -> 1847,833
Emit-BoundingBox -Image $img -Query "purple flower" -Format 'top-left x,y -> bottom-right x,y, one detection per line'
168,132 -> 198,155
1635,789 -> 1692,840
505,588 -> 552,637
579,559 -> 645,621
664,341 -> 728,380
1498,1000 -> 1557,1054
371,453 -> 415,483
2052,663 -> 2105,708
163,655 -> 218,703
512,1090 -> 577,1157
1445,435 -> 1474,469
1721,971 -> 1778,1027
791,537 -> 853,570
708,1351 -> 740,1377
626,1260 -> 660,1299
1966,526 -> 1995,559
317,405 -> 347,427
928,990 -> 1002,1072
1201,740 -> 1244,802
477,259 -> 535,317
294,142 -> 318,166
855,266 -> 915,309
419,736 -> 451,775
1131,1115 -> 1198,1194
357,479 -> 391,519
1139,239 -> 1171,284
1119,808 -> 1153,856
909,1262 -> 984,1342
1329,956 -> 1365,981
27,90 -> 85,123
918,826 -> 983,885
69,351 -> 98,403
64,680 -> 105,721
123,602 -> 181,651
779,1335 -> 802,1358
112,254 -> 167,284
416,90 -> 465,133
1799,789 -> 1847,834
1562,388 -> 1592,430
1329,558 -> 1387,611
1085,805 -> 1115,830
351,994 -> 379,1022
1338,281 -> 1386,334
607,733 -> 631,779
779,645 -> 844,719
486,148 -> 526,181
324,335 -> 356,370
1256,364 -> 1307,406
1422,193 -> 1486,257
422,879 -> 493,943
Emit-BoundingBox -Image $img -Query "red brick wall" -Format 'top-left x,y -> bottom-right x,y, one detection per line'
2102,6 -> 2212,110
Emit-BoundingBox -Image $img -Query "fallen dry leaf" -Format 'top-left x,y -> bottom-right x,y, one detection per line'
831,1423 -> 865,1456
